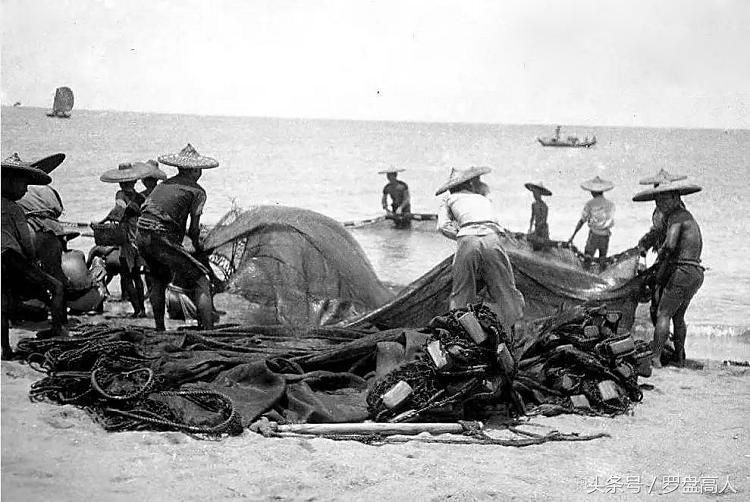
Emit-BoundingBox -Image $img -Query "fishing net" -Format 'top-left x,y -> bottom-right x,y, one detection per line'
17,303 -> 651,438
203,206 -> 393,326
349,231 -> 646,331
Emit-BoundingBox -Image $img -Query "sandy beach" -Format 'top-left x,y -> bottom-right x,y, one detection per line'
2,318 -> 748,502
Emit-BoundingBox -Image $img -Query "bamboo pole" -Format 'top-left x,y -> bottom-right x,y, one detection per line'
273,421 -> 481,436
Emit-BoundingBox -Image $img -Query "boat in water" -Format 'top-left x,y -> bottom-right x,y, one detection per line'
537,126 -> 596,148
46,87 -> 74,118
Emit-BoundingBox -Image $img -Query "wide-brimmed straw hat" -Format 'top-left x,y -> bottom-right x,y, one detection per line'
31,153 -> 66,174
1,153 -> 52,185
158,143 -> 219,169
632,181 -> 702,202
638,169 -> 687,186
143,159 -> 168,180
580,176 -> 614,192
378,166 -> 406,174
435,166 -> 492,196
100,162 -> 152,183
524,181 -> 552,196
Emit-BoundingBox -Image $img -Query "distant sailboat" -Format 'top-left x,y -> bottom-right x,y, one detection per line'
46,87 -> 74,118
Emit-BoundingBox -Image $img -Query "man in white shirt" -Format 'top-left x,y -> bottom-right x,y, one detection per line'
569,176 -> 615,262
436,166 -> 525,331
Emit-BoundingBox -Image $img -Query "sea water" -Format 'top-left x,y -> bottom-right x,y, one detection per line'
2,106 -> 748,359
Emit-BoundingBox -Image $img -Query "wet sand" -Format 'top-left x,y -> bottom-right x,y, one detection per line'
2,314 -> 748,501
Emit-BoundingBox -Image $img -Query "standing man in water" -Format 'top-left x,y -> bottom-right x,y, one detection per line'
569,176 -> 615,264
435,166 -> 525,331
524,181 -> 552,250
135,144 -> 218,331
379,167 -> 411,227
633,180 -> 704,368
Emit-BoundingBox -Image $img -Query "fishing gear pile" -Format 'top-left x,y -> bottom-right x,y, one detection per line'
15,303 -> 652,438
366,303 -> 653,422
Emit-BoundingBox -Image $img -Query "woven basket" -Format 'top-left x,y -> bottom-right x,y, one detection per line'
91,222 -> 127,246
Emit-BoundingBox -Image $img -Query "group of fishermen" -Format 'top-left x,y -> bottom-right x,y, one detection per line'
2,151 -> 703,368
382,166 -> 704,368
1,144 -> 219,359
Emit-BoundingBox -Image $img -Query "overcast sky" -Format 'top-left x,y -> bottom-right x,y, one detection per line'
2,0 -> 748,128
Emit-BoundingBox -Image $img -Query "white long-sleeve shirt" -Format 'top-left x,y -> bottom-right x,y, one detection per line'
437,191 -> 499,239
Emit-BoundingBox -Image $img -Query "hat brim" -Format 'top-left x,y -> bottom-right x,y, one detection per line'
580,182 -> 614,192
435,166 -> 492,196
100,164 -> 153,183
632,184 -> 702,202
378,168 -> 406,174
31,153 -> 66,174
157,154 -> 218,169
638,171 -> 687,185
2,165 -> 52,185
143,168 -> 168,181
524,182 -> 552,196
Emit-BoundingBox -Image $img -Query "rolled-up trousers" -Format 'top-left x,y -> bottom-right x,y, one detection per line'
450,232 -> 525,330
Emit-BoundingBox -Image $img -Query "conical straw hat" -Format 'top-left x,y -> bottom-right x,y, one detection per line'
524,181 -> 552,196
378,166 -> 406,174
580,176 -> 614,192
1,153 -> 52,185
638,169 -> 687,186
632,181 -> 702,202
158,143 -> 219,169
435,166 -> 491,195
100,162 -> 153,183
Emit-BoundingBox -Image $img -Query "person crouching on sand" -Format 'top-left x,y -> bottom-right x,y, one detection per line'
2,153 -> 68,359
435,166 -> 525,332
135,144 -> 218,331
524,181 -> 552,251
100,162 -> 152,317
633,180 -> 704,368
569,176 -> 615,265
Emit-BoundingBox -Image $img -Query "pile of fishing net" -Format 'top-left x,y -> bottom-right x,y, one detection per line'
16,303 -> 652,438
364,303 -> 653,423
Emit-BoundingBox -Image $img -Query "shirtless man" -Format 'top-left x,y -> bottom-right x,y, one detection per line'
633,181 -> 703,367
379,167 -> 411,227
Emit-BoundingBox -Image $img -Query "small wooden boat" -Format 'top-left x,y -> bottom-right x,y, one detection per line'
537,126 -> 596,148
343,213 -> 437,231
46,87 -> 74,118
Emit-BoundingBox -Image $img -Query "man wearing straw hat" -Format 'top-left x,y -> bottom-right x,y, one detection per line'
435,167 -> 525,330
135,144 -> 218,331
568,176 -> 615,262
524,181 -> 552,250
380,167 -> 411,227
633,179 -> 704,368
636,169 -> 688,255
100,161 -> 154,317
2,153 -> 68,359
